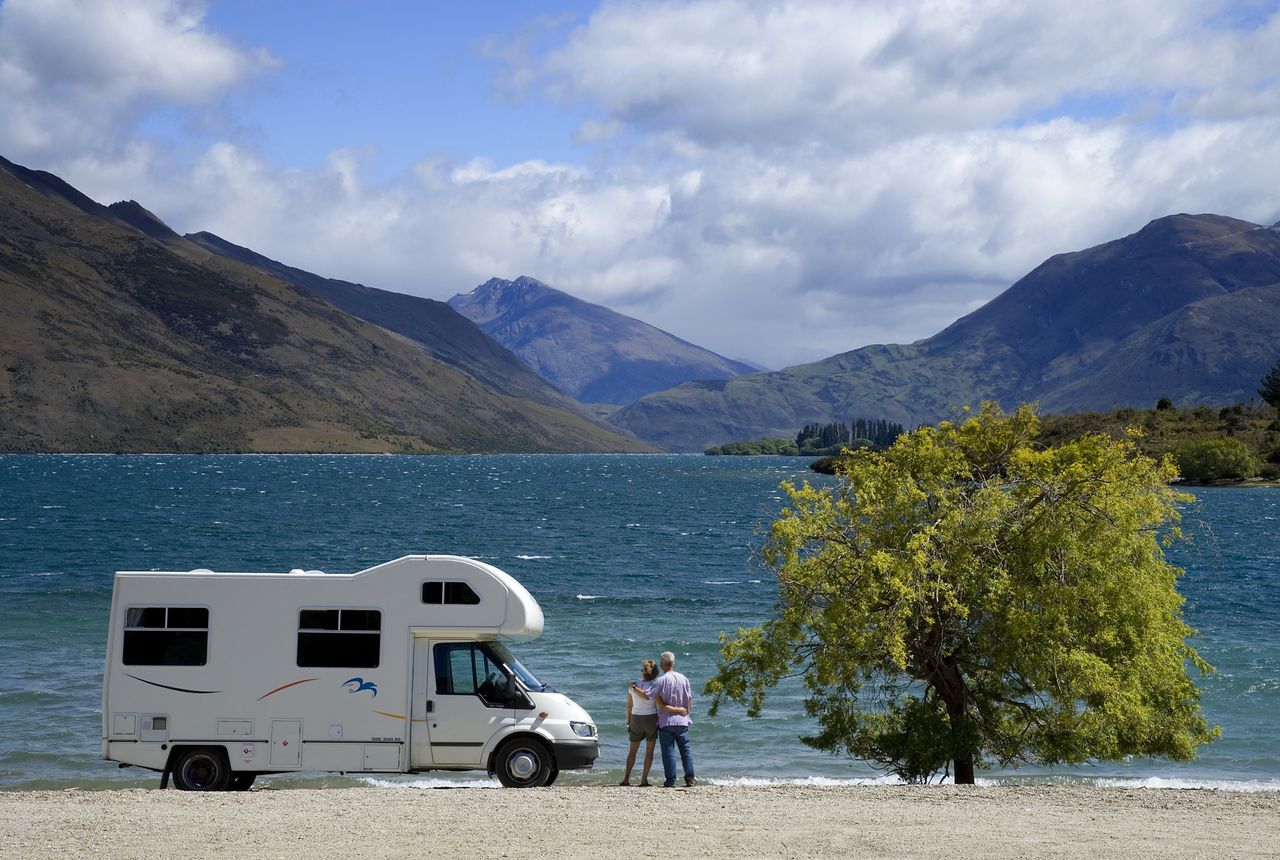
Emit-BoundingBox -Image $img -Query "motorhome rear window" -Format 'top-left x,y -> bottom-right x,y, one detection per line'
122,606 -> 209,666
297,609 -> 381,668
421,581 -> 480,605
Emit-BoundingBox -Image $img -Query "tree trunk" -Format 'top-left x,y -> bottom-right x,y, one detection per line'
933,660 -> 977,784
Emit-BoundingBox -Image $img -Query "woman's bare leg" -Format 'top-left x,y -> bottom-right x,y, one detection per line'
620,739 -> 641,784
640,738 -> 656,785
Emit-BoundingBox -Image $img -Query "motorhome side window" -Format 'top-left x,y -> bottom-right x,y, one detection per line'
297,609 -> 381,668
422,581 -> 480,605
433,642 -> 507,706
122,607 -> 209,666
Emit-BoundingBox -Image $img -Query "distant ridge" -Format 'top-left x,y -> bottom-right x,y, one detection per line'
610,213 -> 1280,451
449,276 -> 758,405
185,232 -> 599,420
109,201 -> 182,242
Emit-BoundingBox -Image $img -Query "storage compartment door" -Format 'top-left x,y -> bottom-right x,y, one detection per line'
270,719 -> 302,767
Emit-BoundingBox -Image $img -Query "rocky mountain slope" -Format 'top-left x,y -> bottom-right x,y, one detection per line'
610,214 -> 1280,451
448,276 -> 757,405
0,155 -> 652,453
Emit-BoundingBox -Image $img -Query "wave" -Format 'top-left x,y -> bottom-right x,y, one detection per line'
576,594 -> 602,600
706,775 -> 1280,792
0,690 -> 65,705
514,555 -> 552,560
709,775 -> 902,787
1076,776 -> 1280,792
358,776 -> 498,790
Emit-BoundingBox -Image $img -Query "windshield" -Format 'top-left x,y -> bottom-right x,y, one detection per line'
489,641 -> 547,691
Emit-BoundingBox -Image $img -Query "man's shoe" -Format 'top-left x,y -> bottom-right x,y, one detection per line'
685,776 -> 697,787
662,781 -> 675,787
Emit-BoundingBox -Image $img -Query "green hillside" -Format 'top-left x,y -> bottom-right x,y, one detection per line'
811,402 -> 1280,483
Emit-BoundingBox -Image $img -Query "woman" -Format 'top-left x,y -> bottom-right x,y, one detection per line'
619,658 -> 660,786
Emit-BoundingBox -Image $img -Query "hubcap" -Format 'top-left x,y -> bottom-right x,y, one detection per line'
508,750 -> 538,780
187,757 -> 215,787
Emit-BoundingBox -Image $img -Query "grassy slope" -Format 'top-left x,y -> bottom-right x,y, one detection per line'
1038,403 -> 1280,475
808,403 -> 1280,480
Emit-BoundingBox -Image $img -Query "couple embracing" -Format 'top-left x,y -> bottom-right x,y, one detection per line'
620,650 -> 695,788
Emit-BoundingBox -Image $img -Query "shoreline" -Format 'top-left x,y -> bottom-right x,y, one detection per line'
2,785 -> 1278,859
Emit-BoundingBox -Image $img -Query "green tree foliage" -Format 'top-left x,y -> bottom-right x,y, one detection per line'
1261,358 -> 1280,411
706,438 -> 800,455
707,403 -> 1216,784
796,419 -> 905,454
1175,437 -> 1261,481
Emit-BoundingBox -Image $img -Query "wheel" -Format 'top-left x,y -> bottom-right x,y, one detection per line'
493,737 -> 553,788
545,765 -> 560,786
230,773 -> 256,791
171,748 -> 232,791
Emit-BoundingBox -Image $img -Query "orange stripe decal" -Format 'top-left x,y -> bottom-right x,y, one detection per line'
258,678 -> 318,700
373,709 -> 405,719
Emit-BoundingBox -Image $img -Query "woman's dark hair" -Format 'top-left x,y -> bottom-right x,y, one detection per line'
642,659 -> 659,681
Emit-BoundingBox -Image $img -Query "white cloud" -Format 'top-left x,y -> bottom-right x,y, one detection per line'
0,0 -> 273,161
537,0 -> 1280,151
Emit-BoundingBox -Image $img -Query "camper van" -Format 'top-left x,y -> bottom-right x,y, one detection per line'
101,556 -> 598,790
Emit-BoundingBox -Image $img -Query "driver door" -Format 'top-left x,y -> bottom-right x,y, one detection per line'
412,640 -> 515,767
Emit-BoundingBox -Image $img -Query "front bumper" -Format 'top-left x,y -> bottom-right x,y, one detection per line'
553,739 -> 599,770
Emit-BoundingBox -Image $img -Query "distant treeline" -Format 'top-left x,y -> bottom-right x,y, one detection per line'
796,419 -> 905,451
705,418 -> 906,456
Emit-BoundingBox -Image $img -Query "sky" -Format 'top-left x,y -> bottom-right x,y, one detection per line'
2,0 -> 1279,369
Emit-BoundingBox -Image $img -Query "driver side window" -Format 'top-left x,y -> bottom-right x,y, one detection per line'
434,643 -> 508,707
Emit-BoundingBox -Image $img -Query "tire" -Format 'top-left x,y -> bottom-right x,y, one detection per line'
171,747 -> 232,792
230,773 -> 256,791
493,737 -> 553,788
545,765 -> 560,786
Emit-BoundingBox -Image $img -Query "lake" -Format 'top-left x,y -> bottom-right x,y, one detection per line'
1,454 -> 1276,790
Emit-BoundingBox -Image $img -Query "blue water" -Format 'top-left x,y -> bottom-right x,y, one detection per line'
1,454 -> 1277,791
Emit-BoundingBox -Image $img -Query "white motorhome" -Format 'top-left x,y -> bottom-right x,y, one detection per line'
102,556 -> 599,790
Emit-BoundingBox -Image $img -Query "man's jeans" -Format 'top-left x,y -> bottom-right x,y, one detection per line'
658,725 -> 694,786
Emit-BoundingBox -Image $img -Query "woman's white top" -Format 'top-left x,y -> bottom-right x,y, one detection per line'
629,679 -> 658,715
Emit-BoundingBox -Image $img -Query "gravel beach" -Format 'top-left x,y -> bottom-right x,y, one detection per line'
2,785 -> 1277,859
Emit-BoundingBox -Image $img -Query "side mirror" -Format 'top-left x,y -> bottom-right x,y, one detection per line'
506,673 -> 532,709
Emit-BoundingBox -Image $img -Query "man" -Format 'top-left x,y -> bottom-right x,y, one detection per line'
647,650 -> 695,787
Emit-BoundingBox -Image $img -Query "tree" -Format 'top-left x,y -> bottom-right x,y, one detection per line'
1176,437 -> 1260,481
1261,359 -> 1280,413
707,403 -> 1216,784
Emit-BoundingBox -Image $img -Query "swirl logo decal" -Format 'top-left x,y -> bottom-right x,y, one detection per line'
342,677 -> 378,698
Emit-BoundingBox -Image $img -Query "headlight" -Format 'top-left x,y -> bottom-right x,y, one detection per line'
570,721 -> 596,738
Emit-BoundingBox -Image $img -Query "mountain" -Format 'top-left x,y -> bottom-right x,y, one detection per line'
184,231 -> 594,419
448,276 -> 758,405
610,214 -> 1280,451
0,155 -> 653,453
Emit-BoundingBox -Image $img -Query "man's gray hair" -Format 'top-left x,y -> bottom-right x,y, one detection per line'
660,651 -> 675,669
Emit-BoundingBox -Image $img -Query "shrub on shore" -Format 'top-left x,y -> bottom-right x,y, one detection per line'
1176,438 -> 1261,481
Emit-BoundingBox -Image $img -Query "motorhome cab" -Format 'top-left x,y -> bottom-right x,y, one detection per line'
102,556 -> 598,790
